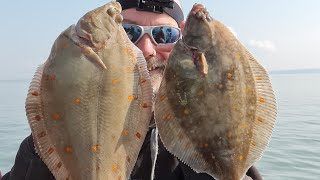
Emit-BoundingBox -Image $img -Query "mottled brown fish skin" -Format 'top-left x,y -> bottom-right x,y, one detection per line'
156,4 -> 259,180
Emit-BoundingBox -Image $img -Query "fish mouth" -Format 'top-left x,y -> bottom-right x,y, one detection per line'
190,3 -> 213,22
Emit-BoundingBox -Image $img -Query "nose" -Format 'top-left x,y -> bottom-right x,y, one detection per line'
135,35 -> 157,59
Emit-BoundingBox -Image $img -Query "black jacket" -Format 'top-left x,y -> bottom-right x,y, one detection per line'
1,129 -> 262,180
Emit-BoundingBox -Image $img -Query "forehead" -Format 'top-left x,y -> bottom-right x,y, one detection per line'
121,8 -> 178,27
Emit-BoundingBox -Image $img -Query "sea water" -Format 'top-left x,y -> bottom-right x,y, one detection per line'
0,73 -> 319,179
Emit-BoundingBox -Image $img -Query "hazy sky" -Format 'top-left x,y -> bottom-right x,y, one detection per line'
1,0 -> 319,80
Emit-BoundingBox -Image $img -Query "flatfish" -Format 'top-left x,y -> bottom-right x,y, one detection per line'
155,4 -> 277,180
25,2 -> 153,180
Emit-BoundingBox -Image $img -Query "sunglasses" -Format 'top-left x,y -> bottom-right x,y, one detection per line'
122,24 -> 181,45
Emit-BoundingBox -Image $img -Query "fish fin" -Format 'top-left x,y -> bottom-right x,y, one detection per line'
193,52 -> 208,76
246,51 -> 277,168
199,52 -> 208,75
155,77 -> 209,175
117,44 -> 153,177
67,25 -> 107,69
78,44 -> 107,69
26,63 -> 70,180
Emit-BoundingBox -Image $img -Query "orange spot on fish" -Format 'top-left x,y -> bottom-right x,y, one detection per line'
200,143 -> 209,148
227,72 -> 233,79
112,164 -> 119,172
256,76 -> 263,80
235,54 -> 241,60
122,129 -> 128,136
159,95 -> 166,101
183,108 -> 190,115
142,103 -> 150,108
128,95 -> 134,101
57,162 -> 62,169
34,115 -> 41,121
164,114 -> 172,121
38,131 -> 46,138
112,79 -> 120,84
239,155 -> 243,161
186,142 -> 192,148
259,98 -> 265,103
122,47 -> 129,54
61,42 -> 69,49
51,113 -> 61,120
241,122 -> 247,129
31,91 -> 39,96
257,117 -> 263,123
47,147 -> 54,155
46,74 -> 56,80
140,78 -> 146,83
118,176 -> 121,180
91,145 -> 98,152
64,146 -> 73,153
245,87 -> 249,94
122,47 -> 135,61
122,47 -> 134,58
136,132 -> 142,139
198,90 -> 204,96
226,131 -> 232,139
73,98 -> 81,103
126,67 -> 133,73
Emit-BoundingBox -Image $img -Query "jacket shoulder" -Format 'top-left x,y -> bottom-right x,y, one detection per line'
2,134 -> 54,180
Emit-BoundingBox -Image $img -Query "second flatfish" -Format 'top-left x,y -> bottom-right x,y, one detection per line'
155,4 -> 277,180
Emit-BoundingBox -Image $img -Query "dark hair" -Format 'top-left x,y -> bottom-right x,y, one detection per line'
116,0 -> 184,27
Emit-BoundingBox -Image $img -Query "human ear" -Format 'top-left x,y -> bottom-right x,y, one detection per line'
180,20 -> 186,32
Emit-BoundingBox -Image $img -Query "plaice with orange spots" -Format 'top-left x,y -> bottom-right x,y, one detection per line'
155,3 -> 277,180
25,2 -> 153,180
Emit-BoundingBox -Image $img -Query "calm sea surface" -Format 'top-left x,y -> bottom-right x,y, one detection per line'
0,73 -> 320,179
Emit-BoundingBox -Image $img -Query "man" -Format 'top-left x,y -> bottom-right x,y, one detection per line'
1,0 -> 262,179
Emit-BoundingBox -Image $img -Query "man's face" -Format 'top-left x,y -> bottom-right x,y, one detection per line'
121,9 -> 179,95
